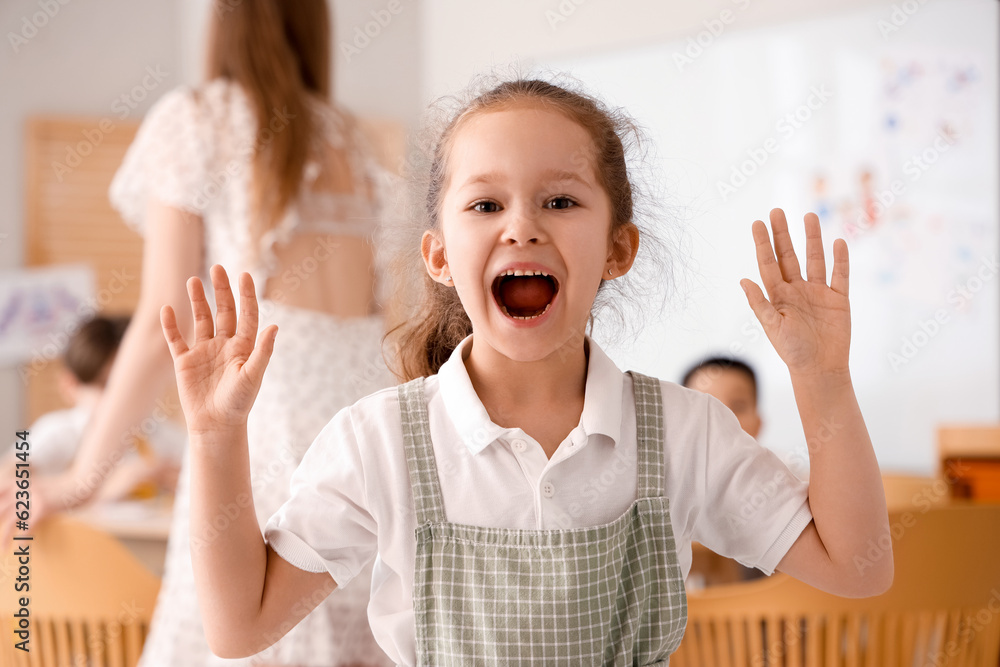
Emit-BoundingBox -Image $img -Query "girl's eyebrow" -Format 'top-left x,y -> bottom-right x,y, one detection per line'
457,168 -> 594,192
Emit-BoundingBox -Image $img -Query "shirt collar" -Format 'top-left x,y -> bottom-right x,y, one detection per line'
437,334 -> 625,455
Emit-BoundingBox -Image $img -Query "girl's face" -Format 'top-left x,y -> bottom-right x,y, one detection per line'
422,104 -> 638,364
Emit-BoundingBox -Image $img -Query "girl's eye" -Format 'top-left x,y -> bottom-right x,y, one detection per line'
546,196 -> 576,210
470,200 -> 500,214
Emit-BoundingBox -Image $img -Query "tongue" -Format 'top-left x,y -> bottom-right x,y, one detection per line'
499,276 -> 555,316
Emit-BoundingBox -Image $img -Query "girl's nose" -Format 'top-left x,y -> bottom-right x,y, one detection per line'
502,205 -> 544,245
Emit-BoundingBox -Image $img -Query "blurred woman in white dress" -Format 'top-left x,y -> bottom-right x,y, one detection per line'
13,1 -> 396,664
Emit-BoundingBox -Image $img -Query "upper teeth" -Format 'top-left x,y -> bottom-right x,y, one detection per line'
499,269 -> 549,277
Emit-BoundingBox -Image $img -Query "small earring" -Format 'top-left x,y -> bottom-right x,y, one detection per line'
607,269 -> 613,276
444,276 -> 452,282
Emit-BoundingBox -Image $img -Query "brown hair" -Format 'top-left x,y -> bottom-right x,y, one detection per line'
63,316 -> 130,386
205,0 -> 332,245
388,77 -> 664,382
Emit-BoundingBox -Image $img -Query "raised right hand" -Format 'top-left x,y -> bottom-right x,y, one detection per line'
160,264 -> 277,436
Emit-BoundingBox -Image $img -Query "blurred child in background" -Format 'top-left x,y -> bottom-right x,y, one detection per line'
683,357 -> 762,439
25,315 -> 183,498
682,356 -> 766,586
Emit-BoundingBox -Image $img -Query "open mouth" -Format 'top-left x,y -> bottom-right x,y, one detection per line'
491,269 -> 559,320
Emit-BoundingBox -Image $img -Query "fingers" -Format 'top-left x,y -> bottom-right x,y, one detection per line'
160,305 -> 190,358
752,219 -> 783,294
235,272 -> 260,345
741,279 -> 781,331
163,267 -> 263,356
769,208 -> 803,282
804,212 -> 827,285
211,264 -> 237,338
188,276 -> 215,343
831,238 -> 850,296
242,324 -> 277,386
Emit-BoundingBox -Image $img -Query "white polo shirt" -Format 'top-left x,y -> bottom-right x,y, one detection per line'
265,335 -> 812,666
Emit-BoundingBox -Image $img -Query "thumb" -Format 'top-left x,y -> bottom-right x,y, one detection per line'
741,279 -> 781,331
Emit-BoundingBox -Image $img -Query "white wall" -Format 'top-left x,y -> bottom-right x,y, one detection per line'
419,0 -> 899,99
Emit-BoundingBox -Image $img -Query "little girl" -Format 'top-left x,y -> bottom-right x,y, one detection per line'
161,78 -> 892,666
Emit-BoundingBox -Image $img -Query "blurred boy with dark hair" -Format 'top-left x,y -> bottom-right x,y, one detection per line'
22,315 -> 183,498
683,356 -> 762,439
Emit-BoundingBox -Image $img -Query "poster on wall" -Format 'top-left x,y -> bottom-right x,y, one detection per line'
0,264 -> 96,374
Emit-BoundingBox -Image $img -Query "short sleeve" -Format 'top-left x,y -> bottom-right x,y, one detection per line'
264,406 -> 379,587
693,395 -> 813,575
109,87 -> 209,235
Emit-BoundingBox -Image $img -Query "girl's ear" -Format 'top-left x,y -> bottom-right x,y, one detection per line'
421,230 -> 452,285
604,222 -> 640,279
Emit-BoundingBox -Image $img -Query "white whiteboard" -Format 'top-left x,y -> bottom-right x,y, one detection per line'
547,0 -> 999,474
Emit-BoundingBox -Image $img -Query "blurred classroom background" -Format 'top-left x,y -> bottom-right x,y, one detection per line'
1,1 -> 998,666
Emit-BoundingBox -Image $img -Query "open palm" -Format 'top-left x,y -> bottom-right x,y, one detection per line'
160,265 -> 277,435
741,209 -> 851,377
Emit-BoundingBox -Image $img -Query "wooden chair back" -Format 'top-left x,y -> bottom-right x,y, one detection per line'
882,473 -> 950,513
672,503 -> 1000,667
0,516 -> 160,667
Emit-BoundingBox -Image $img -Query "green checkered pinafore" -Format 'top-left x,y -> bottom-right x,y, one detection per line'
398,371 -> 688,666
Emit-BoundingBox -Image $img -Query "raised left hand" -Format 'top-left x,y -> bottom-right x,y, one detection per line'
741,208 -> 851,377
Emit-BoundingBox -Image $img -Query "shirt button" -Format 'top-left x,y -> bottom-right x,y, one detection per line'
511,439 -> 527,453
542,482 -> 555,498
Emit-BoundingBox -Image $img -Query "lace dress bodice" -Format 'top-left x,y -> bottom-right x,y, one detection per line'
110,78 -> 395,303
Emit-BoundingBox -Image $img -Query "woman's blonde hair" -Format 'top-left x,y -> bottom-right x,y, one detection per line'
205,0 -> 332,245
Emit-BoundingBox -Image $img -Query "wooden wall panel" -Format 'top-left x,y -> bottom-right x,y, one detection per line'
23,116 -> 142,424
